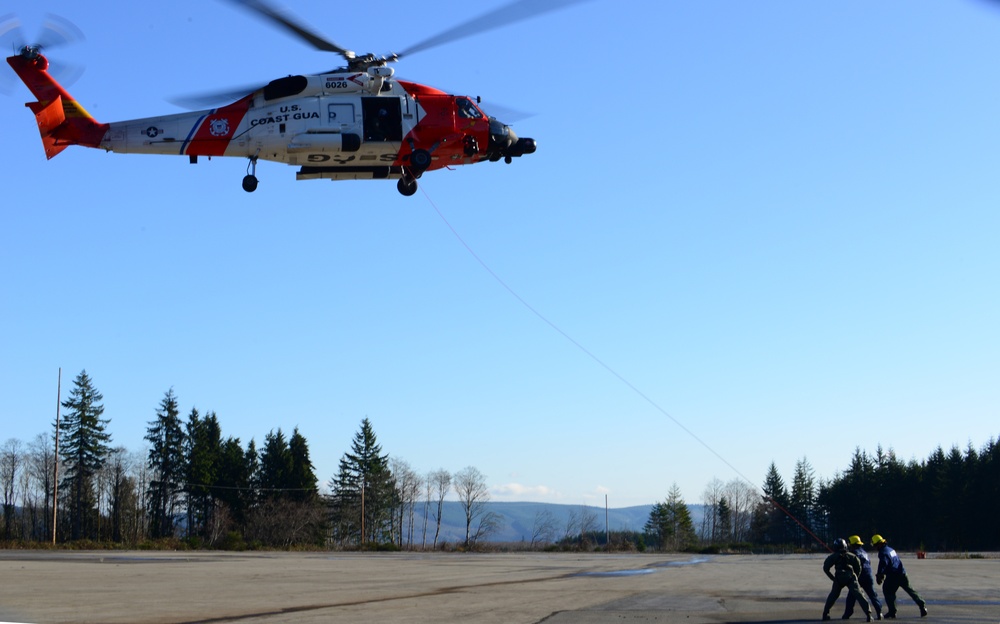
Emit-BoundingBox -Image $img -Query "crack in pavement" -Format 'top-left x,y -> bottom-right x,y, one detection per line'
178,570 -> 580,623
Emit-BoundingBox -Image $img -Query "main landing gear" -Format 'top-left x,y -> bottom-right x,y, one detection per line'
397,175 -> 418,196
242,153 -> 259,192
396,148 -> 430,196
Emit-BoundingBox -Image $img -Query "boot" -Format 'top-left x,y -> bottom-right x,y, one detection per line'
919,605 -> 928,618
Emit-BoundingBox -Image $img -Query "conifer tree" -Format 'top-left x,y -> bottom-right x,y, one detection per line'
288,428 -> 318,503
145,388 -> 185,538
329,418 -> 393,545
645,483 -> 696,551
758,461 -> 791,544
259,429 -> 292,499
185,409 -> 222,539
789,457 -> 816,548
59,370 -> 112,540
717,496 -> 732,543
244,439 -> 260,510
216,436 -> 251,526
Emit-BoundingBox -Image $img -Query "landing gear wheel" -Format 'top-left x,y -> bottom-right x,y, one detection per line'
409,149 -> 431,175
397,177 -> 418,197
244,152 -> 260,192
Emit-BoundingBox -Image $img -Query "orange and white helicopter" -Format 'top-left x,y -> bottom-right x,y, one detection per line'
3,0 -> 583,195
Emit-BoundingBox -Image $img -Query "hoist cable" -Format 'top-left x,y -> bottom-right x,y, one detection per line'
421,186 -> 829,551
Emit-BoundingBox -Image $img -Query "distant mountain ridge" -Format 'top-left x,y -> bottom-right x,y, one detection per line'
402,501 -> 704,544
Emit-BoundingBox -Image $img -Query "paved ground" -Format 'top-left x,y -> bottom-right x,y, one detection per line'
0,551 -> 997,624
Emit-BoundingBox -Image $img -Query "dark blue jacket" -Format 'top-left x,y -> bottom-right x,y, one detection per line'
852,546 -> 875,581
876,544 -> 906,577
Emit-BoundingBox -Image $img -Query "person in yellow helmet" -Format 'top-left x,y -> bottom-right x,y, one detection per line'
871,534 -> 927,618
822,538 -> 873,622
844,535 -> 882,620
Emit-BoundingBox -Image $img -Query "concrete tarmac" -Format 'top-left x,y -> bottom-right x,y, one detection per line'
0,551 -> 997,624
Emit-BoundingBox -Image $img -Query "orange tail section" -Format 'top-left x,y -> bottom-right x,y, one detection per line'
7,52 -> 109,159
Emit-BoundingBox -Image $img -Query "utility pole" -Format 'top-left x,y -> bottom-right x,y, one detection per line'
605,495 -> 609,549
52,367 -> 61,544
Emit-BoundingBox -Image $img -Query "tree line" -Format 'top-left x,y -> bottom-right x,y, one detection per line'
666,438 -> 1000,553
3,370 -> 998,551
0,370 -> 501,549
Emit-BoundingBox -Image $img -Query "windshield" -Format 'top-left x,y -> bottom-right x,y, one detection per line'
456,97 -> 483,119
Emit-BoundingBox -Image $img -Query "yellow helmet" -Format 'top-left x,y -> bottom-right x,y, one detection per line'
871,534 -> 886,547
848,535 -> 863,546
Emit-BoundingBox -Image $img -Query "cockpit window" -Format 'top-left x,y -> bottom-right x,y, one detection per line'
456,97 -> 483,119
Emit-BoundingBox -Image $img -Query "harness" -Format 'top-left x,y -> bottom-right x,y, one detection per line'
834,552 -> 856,580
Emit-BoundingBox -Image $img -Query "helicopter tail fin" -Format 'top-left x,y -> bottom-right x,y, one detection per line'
7,52 -> 108,159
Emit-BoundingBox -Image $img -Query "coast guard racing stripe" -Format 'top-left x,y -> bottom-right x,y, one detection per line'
182,95 -> 253,157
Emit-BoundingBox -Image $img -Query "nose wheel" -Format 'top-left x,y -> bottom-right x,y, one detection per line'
242,154 -> 259,192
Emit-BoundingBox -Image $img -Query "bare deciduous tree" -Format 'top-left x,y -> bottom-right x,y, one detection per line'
530,509 -> 558,547
471,510 -> 505,546
1,438 -> 24,540
390,458 -> 422,549
422,474 -> 433,549
564,508 -> 579,541
574,505 -> 600,549
428,468 -> 451,549
453,466 -> 489,548
579,506 -> 599,536
27,433 -> 57,542
723,478 -> 758,543
701,477 -> 724,543
245,498 -> 326,547
103,447 -> 141,545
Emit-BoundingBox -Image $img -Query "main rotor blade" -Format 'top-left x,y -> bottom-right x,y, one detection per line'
223,0 -> 354,59
169,84 -> 261,109
397,0 -> 593,60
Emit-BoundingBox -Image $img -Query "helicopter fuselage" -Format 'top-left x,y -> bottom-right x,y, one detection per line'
7,52 -> 535,194
103,72 -> 496,178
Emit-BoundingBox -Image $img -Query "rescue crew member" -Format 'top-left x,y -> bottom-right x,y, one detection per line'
872,534 -> 928,619
844,535 -> 883,620
823,538 -> 873,622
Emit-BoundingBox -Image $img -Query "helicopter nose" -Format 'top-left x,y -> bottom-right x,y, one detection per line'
509,137 -> 536,156
487,118 -> 536,163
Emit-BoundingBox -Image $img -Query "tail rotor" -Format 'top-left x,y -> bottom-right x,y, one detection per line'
2,13 -> 85,94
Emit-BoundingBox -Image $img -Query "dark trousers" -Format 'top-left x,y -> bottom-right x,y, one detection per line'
846,574 -> 882,617
883,573 -> 925,615
825,575 -> 871,618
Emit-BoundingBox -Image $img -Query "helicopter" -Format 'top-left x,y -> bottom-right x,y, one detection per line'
4,0 -> 585,196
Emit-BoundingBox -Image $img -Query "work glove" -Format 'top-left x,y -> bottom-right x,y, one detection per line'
876,574 -> 884,585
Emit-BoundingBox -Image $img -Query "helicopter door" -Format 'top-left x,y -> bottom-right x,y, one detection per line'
362,97 -> 402,142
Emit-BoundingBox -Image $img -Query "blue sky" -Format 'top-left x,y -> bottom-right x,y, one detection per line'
2,0 -> 998,508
